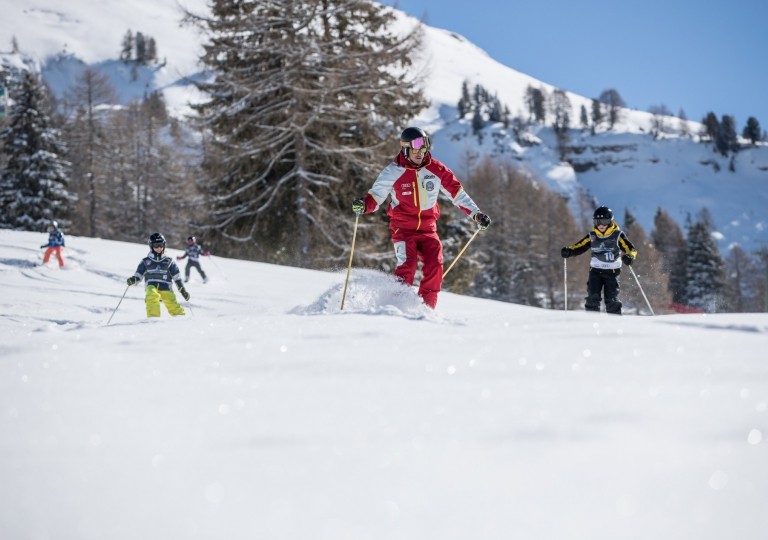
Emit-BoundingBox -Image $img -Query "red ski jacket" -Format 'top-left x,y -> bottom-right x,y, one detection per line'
361,152 -> 480,232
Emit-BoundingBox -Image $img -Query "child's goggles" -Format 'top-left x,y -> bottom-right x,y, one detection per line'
593,218 -> 612,227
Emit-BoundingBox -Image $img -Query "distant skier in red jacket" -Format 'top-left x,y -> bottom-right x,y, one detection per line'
353,127 -> 491,308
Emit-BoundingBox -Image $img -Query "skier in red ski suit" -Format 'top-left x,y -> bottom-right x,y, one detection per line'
353,127 -> 491,308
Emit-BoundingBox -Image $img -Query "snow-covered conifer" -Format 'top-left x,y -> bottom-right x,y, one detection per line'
684,214 -> 726,312
0,70 -> 73,230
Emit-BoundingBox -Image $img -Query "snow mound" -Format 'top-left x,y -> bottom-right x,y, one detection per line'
293,268 -> 437,320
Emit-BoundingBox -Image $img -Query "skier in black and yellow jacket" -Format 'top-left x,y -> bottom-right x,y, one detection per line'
561,206 -> 637,315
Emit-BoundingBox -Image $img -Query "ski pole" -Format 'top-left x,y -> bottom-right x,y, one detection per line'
629,265 -> 655,316
207,255 -> 227,281
106,284 -> 130,326
563,258 -> 568,311
340,212 -> 360,311
443,228 -> 481,279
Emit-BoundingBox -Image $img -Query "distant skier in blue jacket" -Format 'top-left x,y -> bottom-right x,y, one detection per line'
40,221 -> 65,267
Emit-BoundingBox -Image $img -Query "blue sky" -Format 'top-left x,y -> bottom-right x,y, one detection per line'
394,0 -> 768,134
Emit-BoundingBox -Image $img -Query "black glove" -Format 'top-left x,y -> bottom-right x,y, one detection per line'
473,212 -> 491,230
622,254 -> 634,266
561,247 -> 572,258
179,287 -> 190,301
40,244 -> 47,248
352,198 -> 365,214
127,276 -> 140,286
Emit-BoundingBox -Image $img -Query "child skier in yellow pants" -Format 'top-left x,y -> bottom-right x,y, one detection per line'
127,233 -> 190,318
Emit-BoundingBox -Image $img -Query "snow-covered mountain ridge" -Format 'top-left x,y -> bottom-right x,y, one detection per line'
2,0 -> 767,248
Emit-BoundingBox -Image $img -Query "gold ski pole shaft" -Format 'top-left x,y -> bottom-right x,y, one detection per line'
443,228 -> 481,279
340,212 -> 360,311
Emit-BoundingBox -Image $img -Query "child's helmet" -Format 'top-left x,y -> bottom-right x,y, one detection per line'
399,126 -> 431,157
593,206 -> 613,220
593,206 -> 613,226
187,236 -> 196,245
148,232 -> 166,249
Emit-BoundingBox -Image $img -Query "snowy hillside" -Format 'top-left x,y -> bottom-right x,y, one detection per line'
2,0 -> 768,248
1,230 -> 768,539
399,18 -> 768,249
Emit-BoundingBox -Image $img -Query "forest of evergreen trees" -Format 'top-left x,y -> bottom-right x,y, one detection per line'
1,1 -> 766,314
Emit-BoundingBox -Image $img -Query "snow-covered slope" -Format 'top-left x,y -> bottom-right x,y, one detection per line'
2,229 -> 768,539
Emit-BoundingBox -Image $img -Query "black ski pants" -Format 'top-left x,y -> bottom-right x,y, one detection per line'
585,268 -> 622,314
185,259 -> 207,281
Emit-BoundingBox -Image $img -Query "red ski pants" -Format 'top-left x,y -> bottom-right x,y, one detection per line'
43,246 -> 64,267
391,227 -> 443,308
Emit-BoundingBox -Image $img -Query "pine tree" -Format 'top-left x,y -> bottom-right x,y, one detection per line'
597,89 -> 625,129
550,89 -> 571,132
742,116 -> 761,145
0,70 -> 73,230
471,108 -> 484,135
622,209 -> 671,314
579,104 -> 589,130
550,89 -> 571,160
715,114 -> 738,156
457,80 -> 471,118
184,0 -> 426,267
757,247 -> 768,312
488,95 -> 503,123
651,208 -> 687,305
677,108 -> 690,138
473,84 -> 488,109
146,38 -> 157,64
590,99 -> 603,133
524,86 -> 546,124
723,245 -> 762,312
135,32 -> 146,64
120,30 -> 134,62
685,214 -> 727,312
702,112 -> 719,142
0,64 -> 10,120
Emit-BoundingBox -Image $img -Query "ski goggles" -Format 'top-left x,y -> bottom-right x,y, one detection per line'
151,242 -> 165,249
593,218 -> 612,227
401,136 -> 431,153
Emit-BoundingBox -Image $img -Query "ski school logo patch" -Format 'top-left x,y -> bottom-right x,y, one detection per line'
425,180 -> 435,191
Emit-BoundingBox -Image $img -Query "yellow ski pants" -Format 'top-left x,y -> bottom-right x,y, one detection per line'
145,285 -> 185,317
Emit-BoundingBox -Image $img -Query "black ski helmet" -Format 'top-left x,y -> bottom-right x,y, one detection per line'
187,236 -> 196,245
593,206 -> 613,226
593,206 -> 613,220
399,126 -> 431,157
148,232 -> 166,250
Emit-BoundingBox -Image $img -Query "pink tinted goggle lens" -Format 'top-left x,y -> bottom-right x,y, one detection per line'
410,136 -> 427,150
